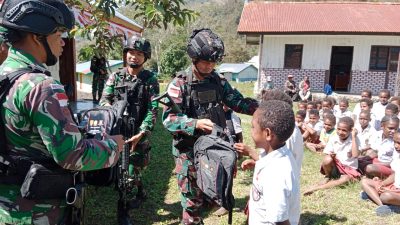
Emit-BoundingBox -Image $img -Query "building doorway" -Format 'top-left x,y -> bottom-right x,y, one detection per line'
329,46 -> 353,92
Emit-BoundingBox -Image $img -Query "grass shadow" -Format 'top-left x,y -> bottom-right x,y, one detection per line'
301,211 -> 347,225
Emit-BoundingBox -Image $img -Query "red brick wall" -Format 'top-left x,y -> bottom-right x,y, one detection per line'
260,68 -> 326,92
350,70 -> 396,95
260,68 -> 397,95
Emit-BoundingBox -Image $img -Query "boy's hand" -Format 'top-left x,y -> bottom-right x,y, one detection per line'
241,159 -> 256,171
352,128 -> 358,137
234,143 -> 253,156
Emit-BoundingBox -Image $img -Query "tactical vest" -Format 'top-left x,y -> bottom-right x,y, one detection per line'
113,68 -> 151,134
181,70 -> 226,128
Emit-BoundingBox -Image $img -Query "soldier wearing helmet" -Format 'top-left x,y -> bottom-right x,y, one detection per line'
0,0 -> 125,224
162,28 -> 258,224
100,35 -> 159,216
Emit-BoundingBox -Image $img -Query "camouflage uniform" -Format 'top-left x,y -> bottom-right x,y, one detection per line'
90,56 -> 108,101
162,71 -> 258,224
100,68 -> 159,193
0,47 -> 120,224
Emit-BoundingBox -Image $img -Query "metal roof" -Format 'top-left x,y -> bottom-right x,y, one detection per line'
238,2 -> 400,35
76,60 -> 123,75
217,63 -> 256,73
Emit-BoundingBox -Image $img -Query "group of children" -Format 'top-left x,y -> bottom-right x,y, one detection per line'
293,89 -> 400,216
234,88 -> 400,224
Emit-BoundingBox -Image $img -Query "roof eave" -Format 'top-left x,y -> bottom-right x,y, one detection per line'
238,31 -> 400,36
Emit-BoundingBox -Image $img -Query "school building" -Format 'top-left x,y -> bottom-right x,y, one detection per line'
238,1 -> 400,95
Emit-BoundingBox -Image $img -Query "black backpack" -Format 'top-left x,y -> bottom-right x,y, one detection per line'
78,100 -> 128,186
193,126 -> 237,224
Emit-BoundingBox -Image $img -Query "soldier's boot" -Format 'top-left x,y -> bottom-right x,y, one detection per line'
117,200 -> 133,225
92,93 -> 97,103
97,93 -> 102,102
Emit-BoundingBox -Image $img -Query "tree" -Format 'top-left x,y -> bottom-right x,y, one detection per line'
65,0 -> 197,59
159,46 -> 189,79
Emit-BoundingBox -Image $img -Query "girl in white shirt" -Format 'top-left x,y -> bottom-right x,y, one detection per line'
360,132 -> 400,216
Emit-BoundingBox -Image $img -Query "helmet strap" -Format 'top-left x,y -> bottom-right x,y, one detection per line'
39,37 -> 57,66
193,60 -> 210,78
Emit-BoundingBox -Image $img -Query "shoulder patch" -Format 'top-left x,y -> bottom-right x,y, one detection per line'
55,92 -> 68,107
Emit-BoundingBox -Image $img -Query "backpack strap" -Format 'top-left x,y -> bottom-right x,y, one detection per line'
0,66 -> 50,155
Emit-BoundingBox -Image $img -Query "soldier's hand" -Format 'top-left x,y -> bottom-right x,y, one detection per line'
126,131 -> 145,152
108,134 -> 124,153
196,119 -> 214,133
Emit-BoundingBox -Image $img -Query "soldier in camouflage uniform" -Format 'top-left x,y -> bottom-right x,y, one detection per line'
90,56 -> 108,102
100,35 -> 159,208
0,0 -> 124,224
162,28 -> 258,225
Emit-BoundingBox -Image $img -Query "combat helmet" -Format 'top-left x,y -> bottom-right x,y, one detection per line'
0,0 -> 75,66
187,28 -> 224,62
0,0 -> 74,35
123,35 -> 151,60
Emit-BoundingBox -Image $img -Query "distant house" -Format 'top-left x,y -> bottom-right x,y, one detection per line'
238,1 -> 400,94
76,60 -> 123,94
217,63 -> 258,82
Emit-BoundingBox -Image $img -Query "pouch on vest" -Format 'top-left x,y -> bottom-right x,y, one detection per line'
193,125 -> 236,224
20,163 -> 74,200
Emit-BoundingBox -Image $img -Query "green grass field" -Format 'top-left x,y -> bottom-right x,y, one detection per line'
85,82 -> 400,225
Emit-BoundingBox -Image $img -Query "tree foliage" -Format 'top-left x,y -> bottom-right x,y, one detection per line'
159,45 -> 189,79
65,0 -> 197,61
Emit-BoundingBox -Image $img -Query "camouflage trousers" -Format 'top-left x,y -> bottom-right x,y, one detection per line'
91,74 -> 106,97
0,185 -> 67,225
174,151 -> 203,225
129,140 -> 151,191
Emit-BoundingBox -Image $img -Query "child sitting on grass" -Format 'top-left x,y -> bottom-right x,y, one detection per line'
248,100 -> 300,225
359,116 -> 399,179
295,110 -> 307,134
298,100 -> 307,111
356,110 -> 377,154
335,98 -> 352,119
302,109 -> 323,143
306,114 -> 336,153
385,103 -> 399,117
304,117 -> 360,196
360,132 -> 400,216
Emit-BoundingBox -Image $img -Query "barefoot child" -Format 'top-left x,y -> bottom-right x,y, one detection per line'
304,117 -> 360,195
248,100 -> 300,224
360,132 -> 400,216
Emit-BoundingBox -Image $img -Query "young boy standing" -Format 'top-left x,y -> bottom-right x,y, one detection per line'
249,100 -> 300,225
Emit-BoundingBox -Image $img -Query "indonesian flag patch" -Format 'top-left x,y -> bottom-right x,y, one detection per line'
55,92 -> 68,107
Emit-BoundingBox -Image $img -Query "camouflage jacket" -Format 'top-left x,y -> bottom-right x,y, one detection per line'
162,69 -> 258,155
100,68 -> 159,135
0,47 -> 120,224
